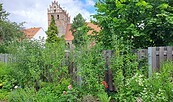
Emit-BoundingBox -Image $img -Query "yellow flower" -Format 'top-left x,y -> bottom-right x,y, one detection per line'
0,83 -> 3,87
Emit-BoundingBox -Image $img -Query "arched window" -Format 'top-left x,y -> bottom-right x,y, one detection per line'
57,15 -> 59,19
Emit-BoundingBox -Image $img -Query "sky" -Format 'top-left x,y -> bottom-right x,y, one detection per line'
1,0 -> 98,31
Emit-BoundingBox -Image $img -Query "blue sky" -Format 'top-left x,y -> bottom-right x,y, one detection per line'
1,0 -> 98,31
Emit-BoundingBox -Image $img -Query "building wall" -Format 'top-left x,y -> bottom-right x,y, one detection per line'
31,28 -> 47,41
48,1 -> 70,37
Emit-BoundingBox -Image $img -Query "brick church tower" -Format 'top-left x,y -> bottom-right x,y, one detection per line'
47,1 -> 70,37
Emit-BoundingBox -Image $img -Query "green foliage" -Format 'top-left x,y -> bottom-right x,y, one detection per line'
0,3 -> 24,53
0,89 -> 9,101
8,80 -> 74,102
8,87 -> 37,102
59,86 -> 79,102
93,0 -> 173,48
0,62 -> 17,91
97,92 -> 111,102
74,43 -> 105,95
0,3 -> 8,21
139,61 -> 173,102
71,13 -> 89,47
7,39 -> 67,89
46,16 -> 62,43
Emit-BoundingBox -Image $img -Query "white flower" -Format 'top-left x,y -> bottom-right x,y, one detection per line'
14,86 -> 18,89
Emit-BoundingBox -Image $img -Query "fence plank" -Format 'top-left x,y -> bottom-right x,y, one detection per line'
152,47 -> 157,72
167,46 -> 172,61
159,47 -> 164,70
148,47 -> 152,77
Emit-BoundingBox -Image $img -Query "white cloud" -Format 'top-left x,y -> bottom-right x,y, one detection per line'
87,0 -> 95,6
1,0 -> 96,31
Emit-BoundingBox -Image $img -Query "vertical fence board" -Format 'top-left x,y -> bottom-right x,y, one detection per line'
167,47 -> 172,61
152,47 -> 157,72
163,47 -> 167,61
159,47 -> 164,70
0,54 -> 5,63
148,47 -> 152,77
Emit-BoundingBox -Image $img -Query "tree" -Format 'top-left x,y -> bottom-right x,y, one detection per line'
46,15 -> 61,43
70,13 -> 88,47
0,3 -> 8,21
93,0 -> 173,49
0,3 -> 24,53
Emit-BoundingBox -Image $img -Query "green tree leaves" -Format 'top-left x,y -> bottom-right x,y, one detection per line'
0,3 -> 24,53
94,0 -> 173,48
46,16 -> 62,43
70,13 -> 89,47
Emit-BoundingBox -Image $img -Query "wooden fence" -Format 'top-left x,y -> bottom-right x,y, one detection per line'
0,54 -> 11,63
136,46 -> 173,77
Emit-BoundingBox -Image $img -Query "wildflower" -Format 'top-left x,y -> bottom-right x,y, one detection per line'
14,86 -> 18,89
68,85 -> 72,90
102,81 -> 108,89
63,91 -> 67,95
0,83 -> 2,87
137,98 -> 142,102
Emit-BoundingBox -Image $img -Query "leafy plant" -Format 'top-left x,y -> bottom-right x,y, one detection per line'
70,13 -> 89,47
7,39 -> 67,89
97,92 -> 111,102
58,85 -> 79,102
74,42 -> 105,95
93,0 -> 173,49
0,89 -> 9,101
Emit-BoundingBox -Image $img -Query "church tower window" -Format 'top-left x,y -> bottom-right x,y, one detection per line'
57,15 -> 59,19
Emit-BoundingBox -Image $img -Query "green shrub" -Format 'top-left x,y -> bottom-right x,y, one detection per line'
0,89 -> 9,101
74,43 -> 105,95
139,61 -> 173,102
0,62 -> 17,91
7,40 -> 68,89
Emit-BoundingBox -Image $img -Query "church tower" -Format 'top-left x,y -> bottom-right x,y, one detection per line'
48,1 -> 70,37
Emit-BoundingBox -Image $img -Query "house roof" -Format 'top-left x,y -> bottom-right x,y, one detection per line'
87,22 -> 101,35
64,22 -> 100,41
23,27 -> 41,39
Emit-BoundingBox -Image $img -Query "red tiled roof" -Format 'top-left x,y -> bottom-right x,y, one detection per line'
64,22 -> 100,41
23,27 -> 41,39
87,22 -> 101,35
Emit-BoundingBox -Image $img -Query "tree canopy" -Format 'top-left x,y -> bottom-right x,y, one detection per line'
0,3 -> 24,53
70,13 -> 89,47
93,0 -> 173,49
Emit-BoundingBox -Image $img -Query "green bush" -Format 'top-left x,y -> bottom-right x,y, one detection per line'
0,89 -> 9,101
0,62 -> 17,91
6,40 -> 68,89
74,43 -> 105,96
139,61 -> 173,102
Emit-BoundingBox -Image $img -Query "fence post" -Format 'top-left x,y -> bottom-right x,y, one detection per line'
103,50 -> 115,93
148,47 -> 152,77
